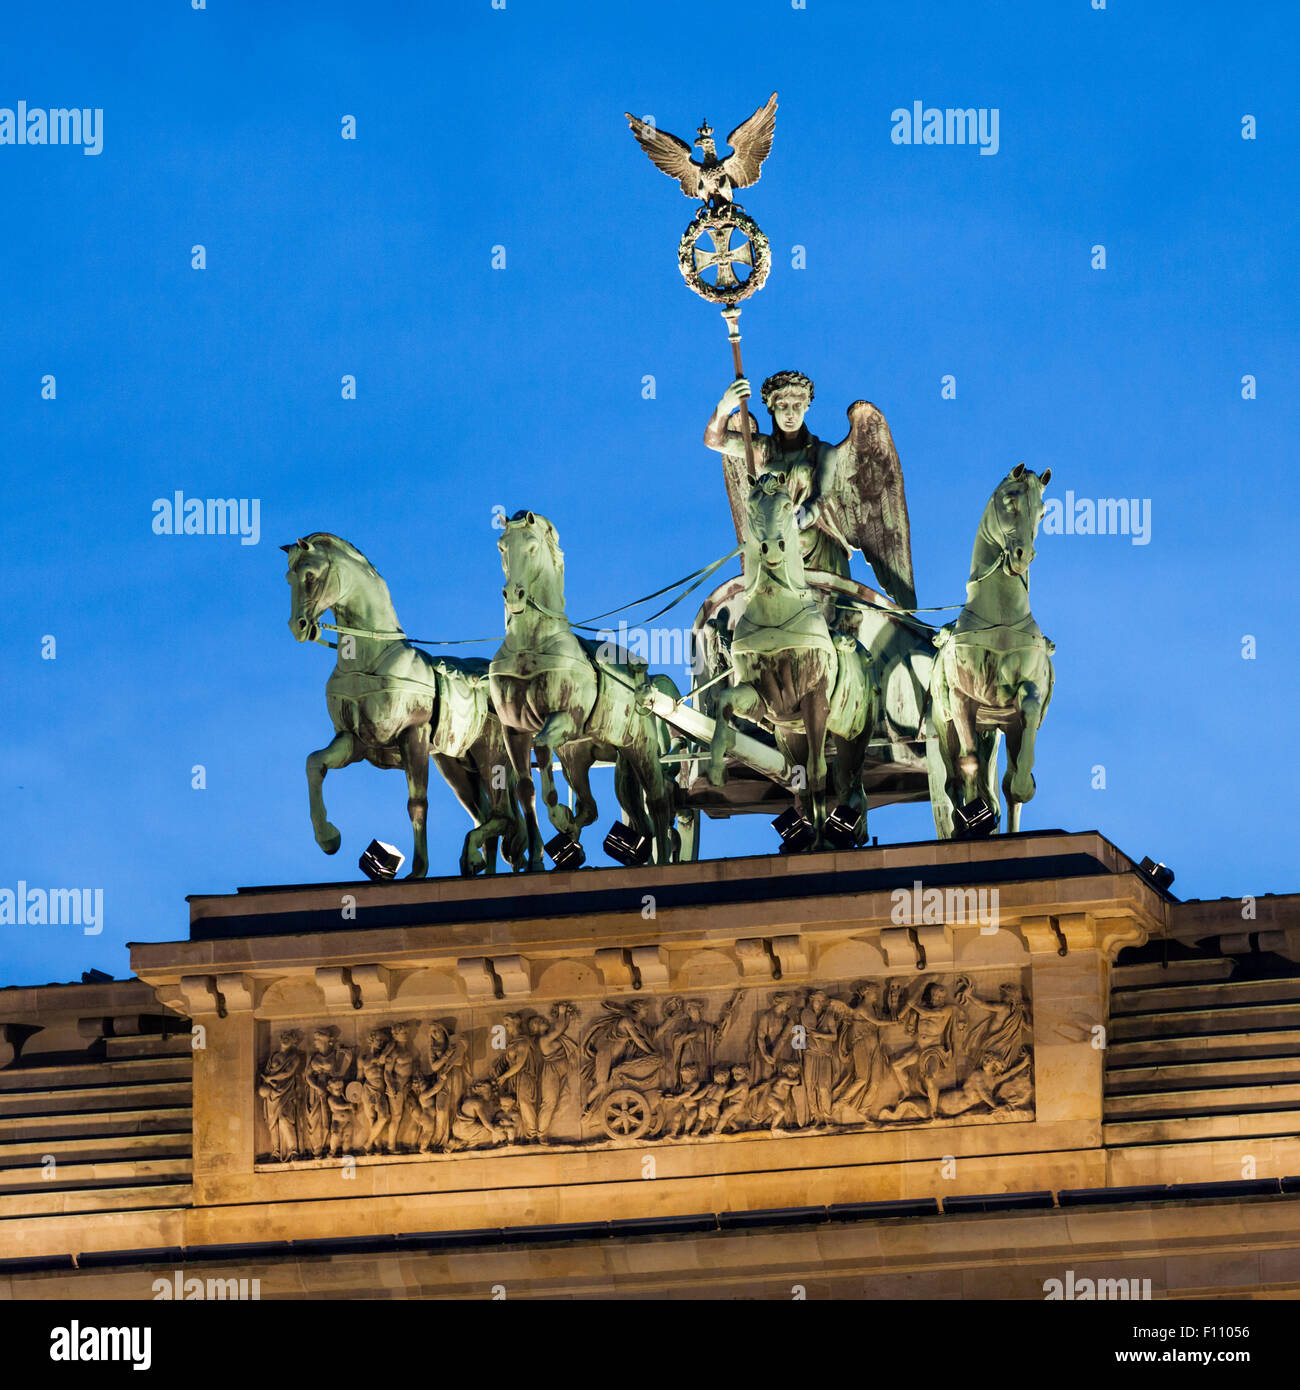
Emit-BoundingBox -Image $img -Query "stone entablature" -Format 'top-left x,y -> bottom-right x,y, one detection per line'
117,833 -> 1162,1217
11,832 -> 1296,1271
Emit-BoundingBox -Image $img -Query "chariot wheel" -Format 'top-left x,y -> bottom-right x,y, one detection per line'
601,1088 -> 653,1140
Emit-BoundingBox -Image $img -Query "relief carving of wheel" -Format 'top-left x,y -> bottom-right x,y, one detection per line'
601,1088 -> 652,1140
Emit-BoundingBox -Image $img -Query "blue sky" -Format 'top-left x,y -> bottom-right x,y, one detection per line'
1,0 -> 1296,986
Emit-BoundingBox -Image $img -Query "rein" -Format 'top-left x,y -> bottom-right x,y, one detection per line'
307,548 -> 742,649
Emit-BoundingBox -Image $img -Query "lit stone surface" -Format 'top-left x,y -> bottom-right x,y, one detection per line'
2,831 -> 1297,1297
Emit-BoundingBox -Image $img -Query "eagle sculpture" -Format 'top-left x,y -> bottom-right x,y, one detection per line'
625,93 -> 778,210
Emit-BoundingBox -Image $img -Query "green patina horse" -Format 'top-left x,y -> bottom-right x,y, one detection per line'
488,511 -> 681,869
283,533 -> 525,878
707,472 -> 878,847
927,465 -> 1056,838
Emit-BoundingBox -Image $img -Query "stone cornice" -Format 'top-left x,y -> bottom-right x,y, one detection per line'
131,881 -> 1163,994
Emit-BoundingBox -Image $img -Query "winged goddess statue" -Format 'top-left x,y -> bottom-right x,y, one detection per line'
624,92 -> 778,210
704,371 -> 917,611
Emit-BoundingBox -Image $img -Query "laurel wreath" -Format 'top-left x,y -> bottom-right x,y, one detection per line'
677,207 -> 771,305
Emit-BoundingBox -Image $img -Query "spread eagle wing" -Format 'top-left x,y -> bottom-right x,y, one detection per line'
624,113 -> 699,197
722,91 -> 778,190
818,400 -> 917,610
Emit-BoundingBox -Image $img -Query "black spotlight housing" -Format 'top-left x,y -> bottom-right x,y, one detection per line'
603,822 -> 651,867
1139,856 -> 1175,891
823,804 -> 862,850
951,800 -> 997,840
772,807 -> 816,853
359,839 -> 405,881
545,832 -> 587,871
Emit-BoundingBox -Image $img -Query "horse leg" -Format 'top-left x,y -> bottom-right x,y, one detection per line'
708,682 -> 761,786
981,728 -> 1003,829
831,732 -> 869,844
306,730 -> 358,855
950,691 -> 982,811
926,727 -> 956,839
648,676 -> 683,863
800,687 -> 831,847
1003,680 -> 1044,831
463,808 -> 506,878
465,763 -> 522,876
555,742 -> 600,844
502,725 -> 545,871
536,710 -> 586,836
398,724 -> 431,879
476,725 -> 527,872
433,752 -> 488,877
614,753 -> 654,849
625,736 -> 675,865
925,671 -> 958,839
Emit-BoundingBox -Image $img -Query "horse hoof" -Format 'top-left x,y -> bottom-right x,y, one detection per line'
317,825 -> 341,855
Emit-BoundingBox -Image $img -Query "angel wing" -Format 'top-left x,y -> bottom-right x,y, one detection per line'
817,400 -> 916,609
624,114 -> 698,197
722,92 -> 778,190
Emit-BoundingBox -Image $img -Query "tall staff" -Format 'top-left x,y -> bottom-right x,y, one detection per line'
625,93 -> 778,480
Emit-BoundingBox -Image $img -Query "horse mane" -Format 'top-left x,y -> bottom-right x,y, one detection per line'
301,532 -> 383,582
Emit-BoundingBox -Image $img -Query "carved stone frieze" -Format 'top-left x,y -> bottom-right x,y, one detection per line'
254,971 -> 1033,1165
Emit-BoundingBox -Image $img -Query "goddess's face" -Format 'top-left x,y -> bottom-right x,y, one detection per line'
769,388 -> 810,435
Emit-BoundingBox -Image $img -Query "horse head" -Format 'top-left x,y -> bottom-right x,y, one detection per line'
282,533 -> 345,643
979,463 -> 1052,579
282,533 -> 394,644
744,471 -> 805,583
498,510 -> 565,619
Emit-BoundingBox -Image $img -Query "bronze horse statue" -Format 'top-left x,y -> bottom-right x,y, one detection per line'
283,533 -> 525,877
488,511 -> 681,869
707,473 -> 878,847
927,465 -> 1055,837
